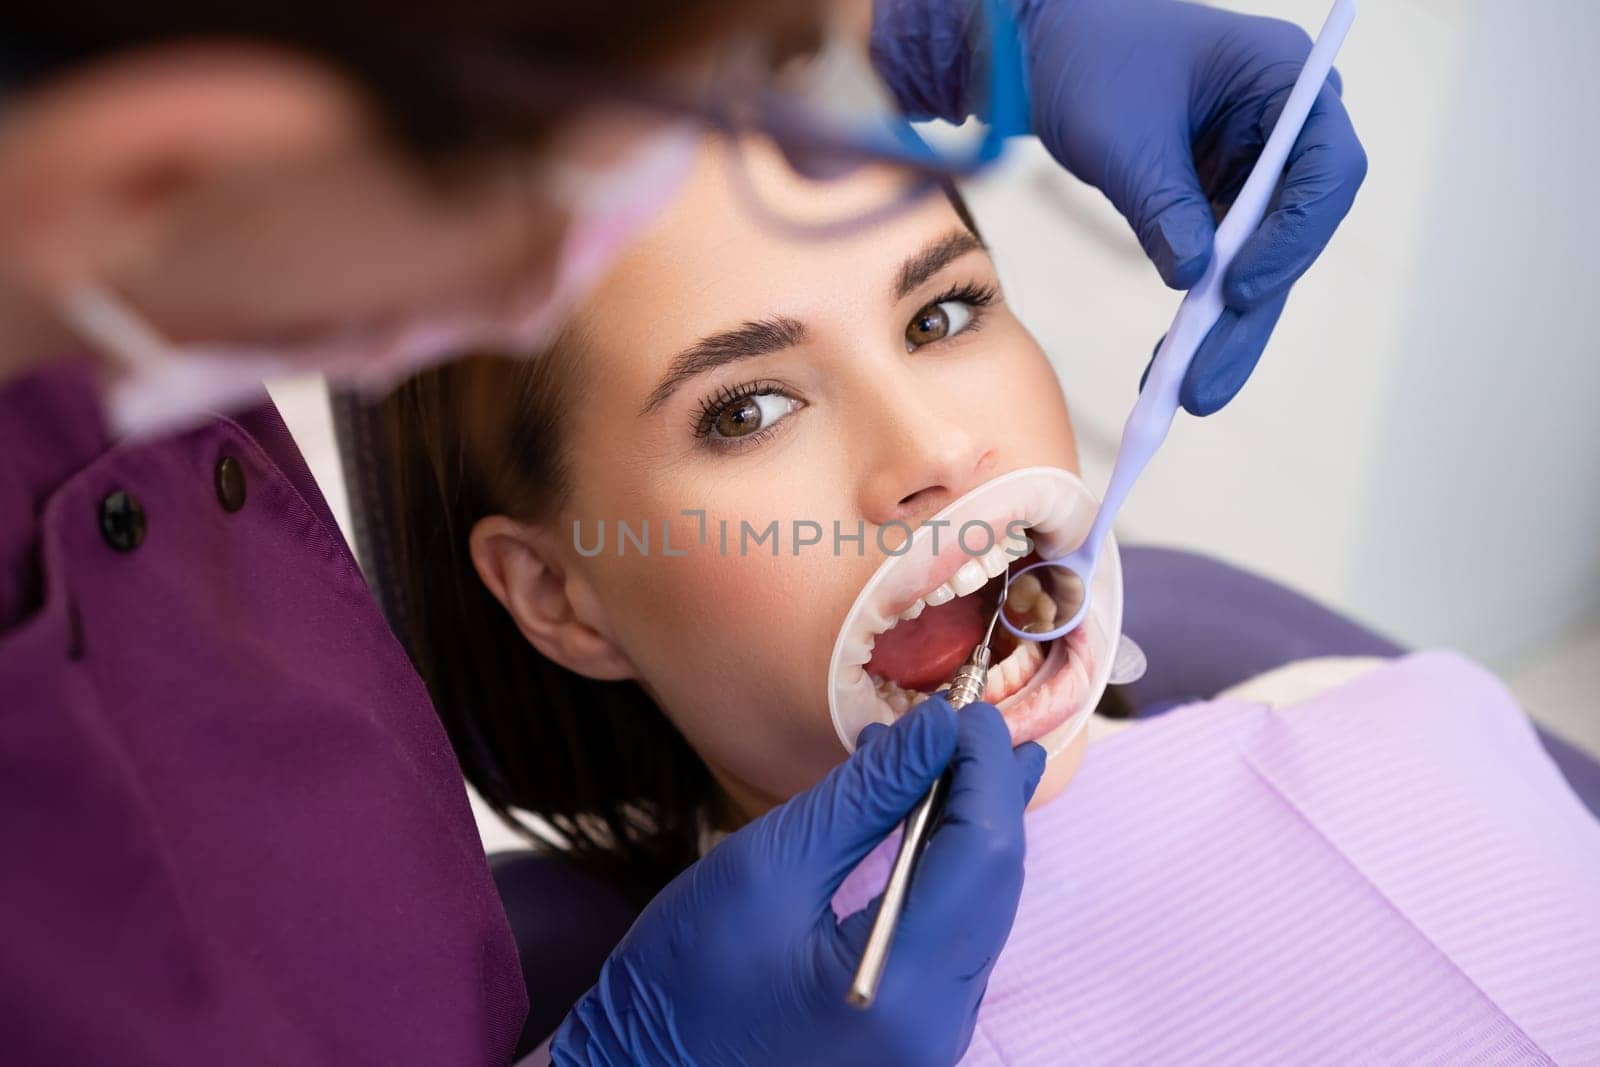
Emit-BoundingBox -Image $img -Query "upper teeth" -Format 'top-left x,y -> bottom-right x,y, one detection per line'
894,535 -> 1027,623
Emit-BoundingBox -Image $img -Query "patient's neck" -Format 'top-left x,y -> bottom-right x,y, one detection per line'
705,764 -> 781,834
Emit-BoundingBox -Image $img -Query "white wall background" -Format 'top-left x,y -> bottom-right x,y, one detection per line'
272,0 -> 1600,780
953,0 -> 1600,748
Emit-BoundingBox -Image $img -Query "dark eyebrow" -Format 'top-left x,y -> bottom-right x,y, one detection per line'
894,230 -> 987,300
640,316 -> 807,415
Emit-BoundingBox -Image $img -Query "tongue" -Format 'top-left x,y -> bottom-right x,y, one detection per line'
867,592 -> 989,692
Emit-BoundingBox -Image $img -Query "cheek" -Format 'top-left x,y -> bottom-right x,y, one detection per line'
580,485 -> 869,799
142,161 -> 557,338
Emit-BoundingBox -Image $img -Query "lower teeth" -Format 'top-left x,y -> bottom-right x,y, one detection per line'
872,676 -> 921,713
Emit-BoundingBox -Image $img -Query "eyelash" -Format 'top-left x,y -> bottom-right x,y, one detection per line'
689,279 -> 1000,449
926,280 -> 999,319
691,378 -> 795,447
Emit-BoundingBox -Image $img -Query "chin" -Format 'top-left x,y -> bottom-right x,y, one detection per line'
1026,725 -> 1089,811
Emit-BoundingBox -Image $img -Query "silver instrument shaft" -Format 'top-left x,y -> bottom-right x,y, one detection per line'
848,571 -> 1010,1009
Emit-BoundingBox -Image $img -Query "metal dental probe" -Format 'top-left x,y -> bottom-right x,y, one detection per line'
848,568 -> 1012,1009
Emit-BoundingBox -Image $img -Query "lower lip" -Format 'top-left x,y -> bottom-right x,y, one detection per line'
994,625 -> 1094,747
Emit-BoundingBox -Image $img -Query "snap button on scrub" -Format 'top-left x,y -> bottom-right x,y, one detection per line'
215,456 -> 247,513
99,490 -> 147,552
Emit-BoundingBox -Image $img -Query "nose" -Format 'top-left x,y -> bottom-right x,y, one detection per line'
856,374 -> 998,530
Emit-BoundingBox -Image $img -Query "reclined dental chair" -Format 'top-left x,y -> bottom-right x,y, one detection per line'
328,390 -> 1600,1053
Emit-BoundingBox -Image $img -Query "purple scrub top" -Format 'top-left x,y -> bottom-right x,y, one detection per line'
0,362 -> 526,1064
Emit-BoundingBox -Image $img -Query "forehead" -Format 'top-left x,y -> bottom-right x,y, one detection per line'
577,138 -> 971,357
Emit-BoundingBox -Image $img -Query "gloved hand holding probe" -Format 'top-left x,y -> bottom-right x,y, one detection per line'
550,697 -> 1047,1066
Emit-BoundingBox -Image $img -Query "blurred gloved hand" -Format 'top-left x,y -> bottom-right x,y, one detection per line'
874,0 -> 1367,415
548,696 -> 1046,1066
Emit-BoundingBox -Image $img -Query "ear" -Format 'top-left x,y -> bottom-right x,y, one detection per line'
0,45 -> 368,293
470,515 -> 636,682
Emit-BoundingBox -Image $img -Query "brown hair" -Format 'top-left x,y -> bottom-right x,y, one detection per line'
384,338 -> 716,902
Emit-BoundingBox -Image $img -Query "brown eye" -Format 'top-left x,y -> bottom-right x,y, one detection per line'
905,299 -> 976,350
715,396 -> 763,438
906,303 -> 951,347
705,390 -> 800,443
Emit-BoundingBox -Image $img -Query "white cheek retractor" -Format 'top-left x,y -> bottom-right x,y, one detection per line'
826,465 -> 1128,760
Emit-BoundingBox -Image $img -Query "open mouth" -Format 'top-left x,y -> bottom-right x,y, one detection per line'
865,553 -> 1089,703
828,467 -> 1117,756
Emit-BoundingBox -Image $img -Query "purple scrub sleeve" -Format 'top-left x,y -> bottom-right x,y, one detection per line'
0,361 -> 526,1064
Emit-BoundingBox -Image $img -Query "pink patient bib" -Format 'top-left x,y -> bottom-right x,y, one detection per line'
836,652 -> 1600,1064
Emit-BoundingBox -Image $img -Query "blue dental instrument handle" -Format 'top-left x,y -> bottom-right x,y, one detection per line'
1002,0 -> 1357,644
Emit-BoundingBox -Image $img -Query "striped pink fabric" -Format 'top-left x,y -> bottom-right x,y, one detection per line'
836,652 -> 1600,1064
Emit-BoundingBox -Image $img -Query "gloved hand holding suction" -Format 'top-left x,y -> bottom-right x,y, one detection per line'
874,0 -> 1368,415
1000,0 -> 1358,645
549,696 -> 1046,1067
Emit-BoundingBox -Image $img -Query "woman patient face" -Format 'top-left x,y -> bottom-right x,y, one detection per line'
476,142 -> 1083,819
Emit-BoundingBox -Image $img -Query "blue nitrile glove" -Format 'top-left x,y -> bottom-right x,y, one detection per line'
874,0 -> 1367,415
548,696 -> 1047,1066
